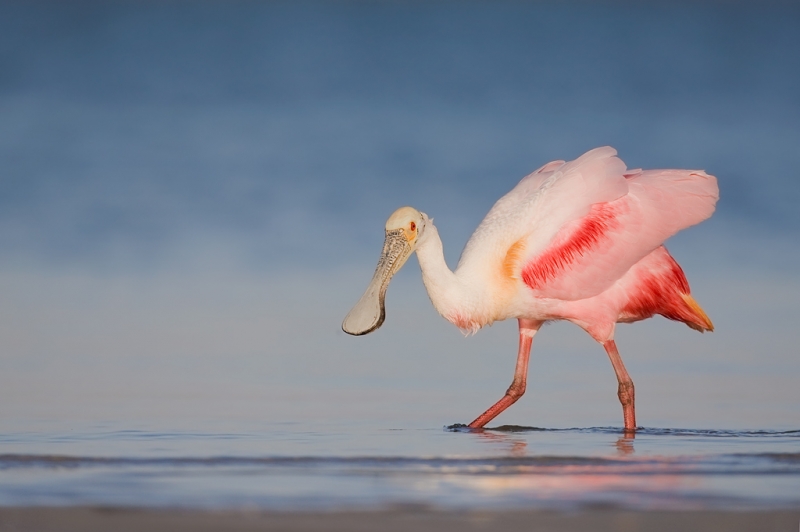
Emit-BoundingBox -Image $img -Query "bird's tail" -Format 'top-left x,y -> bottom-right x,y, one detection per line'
676,293 -> 714,332
628,246 -> 714,333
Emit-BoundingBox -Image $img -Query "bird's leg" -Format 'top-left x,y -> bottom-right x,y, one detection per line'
603,339 -> 637,432
468,319 -> 542,429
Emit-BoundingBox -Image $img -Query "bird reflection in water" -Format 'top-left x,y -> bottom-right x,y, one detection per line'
615,432 -> 635,455
473,428 -> 530,457
471,426 -> 637,457
429,428 -> 709,505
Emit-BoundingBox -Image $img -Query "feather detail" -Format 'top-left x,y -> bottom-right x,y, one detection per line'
502,239 -> 526,280
521,201 -> 622,290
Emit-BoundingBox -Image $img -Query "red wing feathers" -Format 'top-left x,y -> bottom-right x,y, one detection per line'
517,167 -> 717,302
521,202 -> 623,290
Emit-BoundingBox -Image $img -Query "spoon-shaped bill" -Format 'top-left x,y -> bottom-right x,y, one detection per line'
342,229 -> 414,335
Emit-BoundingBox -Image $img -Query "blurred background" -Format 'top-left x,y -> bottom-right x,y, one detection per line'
1,1 -> 798,434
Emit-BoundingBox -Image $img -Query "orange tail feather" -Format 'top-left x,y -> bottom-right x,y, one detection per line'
679,293 -> 714,332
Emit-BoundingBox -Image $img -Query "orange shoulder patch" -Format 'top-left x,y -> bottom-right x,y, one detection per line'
502,239 -> 526,280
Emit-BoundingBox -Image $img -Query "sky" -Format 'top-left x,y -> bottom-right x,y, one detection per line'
0,1 -> 799,432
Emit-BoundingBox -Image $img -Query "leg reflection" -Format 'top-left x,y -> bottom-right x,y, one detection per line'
615,431 -> 635,455
475,430 -> 529,457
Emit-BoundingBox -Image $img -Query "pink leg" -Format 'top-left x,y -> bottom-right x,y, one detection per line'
468,319 -> 542,429
603,339 -> 636,431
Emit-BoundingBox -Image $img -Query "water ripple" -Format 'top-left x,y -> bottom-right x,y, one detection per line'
454,425 -> 800,437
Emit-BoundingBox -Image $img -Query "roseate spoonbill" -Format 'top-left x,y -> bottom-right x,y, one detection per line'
342,147 -> 718,431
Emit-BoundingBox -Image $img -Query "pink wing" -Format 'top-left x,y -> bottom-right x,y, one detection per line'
519,165 -> 719,301
459,147 -> 629,268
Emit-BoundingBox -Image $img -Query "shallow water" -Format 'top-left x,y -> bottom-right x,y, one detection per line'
1,424 -> 798,510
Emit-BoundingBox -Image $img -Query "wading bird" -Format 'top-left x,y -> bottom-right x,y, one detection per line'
342,147 -> 718,431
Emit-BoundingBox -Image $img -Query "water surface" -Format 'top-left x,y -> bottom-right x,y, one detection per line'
2,424 -> 798,510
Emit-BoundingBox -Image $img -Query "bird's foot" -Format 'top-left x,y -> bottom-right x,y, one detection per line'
445,423 -> 481,432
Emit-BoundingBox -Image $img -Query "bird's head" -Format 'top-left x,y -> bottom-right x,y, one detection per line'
342,206 -> 428,335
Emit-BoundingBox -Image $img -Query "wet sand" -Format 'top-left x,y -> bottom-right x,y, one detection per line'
0,507 -> 798,532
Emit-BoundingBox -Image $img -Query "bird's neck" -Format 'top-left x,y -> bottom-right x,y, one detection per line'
415,224 -> 485,333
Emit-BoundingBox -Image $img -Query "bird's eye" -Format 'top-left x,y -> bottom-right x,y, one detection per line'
410,222 -> 416,231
